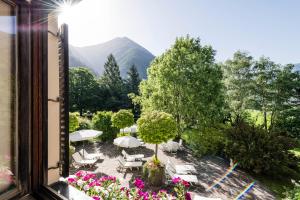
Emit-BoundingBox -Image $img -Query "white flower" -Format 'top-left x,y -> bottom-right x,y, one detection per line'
77,179 -> 84,186
94,186 -> 101,193
83,185 -> 90,191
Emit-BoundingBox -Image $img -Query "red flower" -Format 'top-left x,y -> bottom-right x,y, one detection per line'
182,180 -> 190,188
185,192 -> 192,200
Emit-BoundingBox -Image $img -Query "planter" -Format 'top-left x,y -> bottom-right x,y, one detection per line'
143,160 -> 165,186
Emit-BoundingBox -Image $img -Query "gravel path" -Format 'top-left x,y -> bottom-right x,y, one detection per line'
71,142 -> 276,200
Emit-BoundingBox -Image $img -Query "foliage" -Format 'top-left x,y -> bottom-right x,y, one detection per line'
137,111 -> 177,159
64,171 -> 192,200
225,121 -> 298,175
111,109 -> 134,129
284,180 -> 300,200
69,67 -> 100,115
137,36 -> 225,135
126,64 -> 142,119
117,132 -> 130,138
223,51 -> 253,121
69,112 -> 79,133
182,125 -> 227,157
77,117 -> 92,130
92,111 -> 118,141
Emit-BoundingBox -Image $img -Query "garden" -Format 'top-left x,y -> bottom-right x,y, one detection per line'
68,36 -> 300,199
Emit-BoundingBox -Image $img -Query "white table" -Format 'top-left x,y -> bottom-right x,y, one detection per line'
175,165 -> 197,174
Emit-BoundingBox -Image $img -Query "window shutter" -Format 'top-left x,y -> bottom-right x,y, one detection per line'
58,24 -> 69,177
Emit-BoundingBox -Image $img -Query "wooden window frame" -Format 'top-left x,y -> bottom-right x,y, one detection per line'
0,0 -> 69,199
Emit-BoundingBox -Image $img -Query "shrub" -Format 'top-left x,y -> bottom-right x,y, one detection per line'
69,112 -> 79,133
111,109 -> 134,130
77,117 -> 92,130
225,121 -> 298,175
69,145 -> 75,163
117,132 -> 130,138
182,125 -> 227,157
137,111 -> 177,159
92,111 -> 118,141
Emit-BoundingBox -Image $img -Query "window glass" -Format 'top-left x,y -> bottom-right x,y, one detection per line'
0,0 -> 17,195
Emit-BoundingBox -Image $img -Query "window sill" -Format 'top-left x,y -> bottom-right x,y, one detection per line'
50,182 -> 92,200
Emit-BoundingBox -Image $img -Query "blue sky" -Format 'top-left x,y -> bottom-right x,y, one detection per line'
61,0 -> 300,64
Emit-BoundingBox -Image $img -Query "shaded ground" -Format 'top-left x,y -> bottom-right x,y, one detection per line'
71,142 -> 276,200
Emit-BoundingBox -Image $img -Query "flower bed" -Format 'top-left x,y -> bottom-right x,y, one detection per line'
61,170 -> 192,200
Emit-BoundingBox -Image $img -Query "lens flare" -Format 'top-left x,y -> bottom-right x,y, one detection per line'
233,182 -> 256,200
206,162 -> 238,191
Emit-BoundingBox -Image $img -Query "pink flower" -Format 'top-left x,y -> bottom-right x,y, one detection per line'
67,177 -> 76,183
134,178 -> 145,189
172,177 -> 181,184
92,196 -> 100,200
75,170 -> 86,178
182,180 -> 190,188
185,192 -> 192,200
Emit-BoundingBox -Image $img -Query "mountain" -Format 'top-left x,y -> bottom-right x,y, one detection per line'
69,37 -> 155,79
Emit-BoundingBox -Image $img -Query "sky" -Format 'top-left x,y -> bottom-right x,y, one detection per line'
59,0 -> 300,64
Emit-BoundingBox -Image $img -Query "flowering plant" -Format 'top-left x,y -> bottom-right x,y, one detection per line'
62,170 -> 191,200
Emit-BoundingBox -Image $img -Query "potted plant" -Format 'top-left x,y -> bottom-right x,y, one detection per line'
137,111 -> 176,186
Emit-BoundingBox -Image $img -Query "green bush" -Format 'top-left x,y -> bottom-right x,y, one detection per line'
77,117 -> 92,130
284,181 -> 300,200
225,121 -> 298,175
92,111 -> 118,141
182,125 -> 227,157
112,109 -> 134,130
69,145 -> 75,163
137,111 -> 176,159
69,112 -> 79,133
117,132 -> 131,138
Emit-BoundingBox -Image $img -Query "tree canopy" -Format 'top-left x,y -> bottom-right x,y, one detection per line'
137,111 -> 176,159
112,109 -> 134,129
137,36 -> 225,134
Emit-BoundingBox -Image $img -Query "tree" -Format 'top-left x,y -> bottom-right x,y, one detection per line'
137,36 -> 225,134
126,64 -> 141,119
137,111 -> 176,159
100,54 -> 126,111
92,111 -> 119,141
126,64 -> 141,94
223,51 -> 253,122
69,112 -> 79,133
69,67 -> 99,115
111,109 -> 134,131
250,57 -> 279,130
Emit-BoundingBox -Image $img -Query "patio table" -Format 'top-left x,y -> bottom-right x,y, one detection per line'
175,165 -> 197,174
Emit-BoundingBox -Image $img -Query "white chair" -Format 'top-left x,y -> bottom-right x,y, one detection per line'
72,152 -> 97,168
117,157 -> 143,172
79,149 -> 103,160
121,150 -> 144,161
165,162 -> 198,184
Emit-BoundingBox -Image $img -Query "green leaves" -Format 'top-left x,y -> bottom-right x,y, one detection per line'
137,111 -> 176,145
69,112 -> 79,133
111,109 -> 134,129
138,36 -> 225,133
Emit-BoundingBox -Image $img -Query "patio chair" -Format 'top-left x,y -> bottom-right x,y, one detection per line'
79,149 -> 103,160
72,152 -> 97,168
167,159 -> 197,174
121,150 -> 144,161
165,162 -> 199,184
117,157 -> 143,172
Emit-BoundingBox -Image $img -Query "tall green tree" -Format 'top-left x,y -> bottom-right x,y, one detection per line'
126,64 -> 141,118
126,64 -> 141,95
250,57 -> 279,130
102,54 -> 124,92
137,36 -> 225,135
100,54 -> 126,111
223,51 -> 254,122
69,67 -> 99,116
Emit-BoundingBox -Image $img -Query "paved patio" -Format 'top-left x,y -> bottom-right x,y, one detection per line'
71,142 -> 275,200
